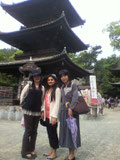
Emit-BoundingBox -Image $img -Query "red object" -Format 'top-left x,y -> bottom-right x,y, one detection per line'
90,98 -> 98,105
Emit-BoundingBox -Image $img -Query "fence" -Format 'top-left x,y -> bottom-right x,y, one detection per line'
0,86 -> 18,105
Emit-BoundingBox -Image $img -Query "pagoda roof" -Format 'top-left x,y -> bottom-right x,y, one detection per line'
0,49 -> 90,79
0,14 -> 87,54
111,82 -> 120,86
1,0 -> 85,28
111,59 -> 120,77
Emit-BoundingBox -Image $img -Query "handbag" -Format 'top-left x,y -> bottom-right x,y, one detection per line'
72,95 -> 90,115
40,118 -> 47,127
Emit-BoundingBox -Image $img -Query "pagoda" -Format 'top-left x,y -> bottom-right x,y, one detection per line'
111,59 -> 120,86
0,0 -> 90,80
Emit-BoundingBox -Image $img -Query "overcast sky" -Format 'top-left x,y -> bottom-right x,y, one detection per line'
0,0 -> 120,59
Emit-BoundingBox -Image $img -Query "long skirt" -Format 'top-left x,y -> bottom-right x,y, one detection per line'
59,108 -> 81,148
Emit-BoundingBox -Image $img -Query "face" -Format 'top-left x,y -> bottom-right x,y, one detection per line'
60,75 -> 69,84
47,76 -> 56,87
33,75 -> 41,83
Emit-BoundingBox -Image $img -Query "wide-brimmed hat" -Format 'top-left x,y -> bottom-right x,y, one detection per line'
31,70 -> 41,76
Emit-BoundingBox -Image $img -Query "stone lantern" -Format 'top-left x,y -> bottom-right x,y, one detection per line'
18,57 -> 41,96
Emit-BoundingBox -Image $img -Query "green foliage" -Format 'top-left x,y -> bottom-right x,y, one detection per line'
0,50 -> 6,61
95,54 -> 120,97
69,45 -> 102,69
0,48 -> 23,87
105,20 -> 120,51
0,48 -> 23,61
9,49 -> 23,60
69,46 -> 120,97
0,73 -> 18,87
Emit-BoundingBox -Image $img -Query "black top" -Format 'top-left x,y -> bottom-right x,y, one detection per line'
22,84 -> 42,113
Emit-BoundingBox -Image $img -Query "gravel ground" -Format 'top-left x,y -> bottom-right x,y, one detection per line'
0,107 -> 120,160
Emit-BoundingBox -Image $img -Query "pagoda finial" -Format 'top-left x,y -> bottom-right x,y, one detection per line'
63,47 -> 67,53
61,11 -> 65,17
29,56 -> 32,61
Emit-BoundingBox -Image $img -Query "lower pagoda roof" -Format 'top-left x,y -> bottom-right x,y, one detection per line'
111,59 -> 120,77
1,0 -> 85,28
0,13 -> 87,55
111,82 -> 120,86
111,68 -> 120,77
0,49 -> 90,79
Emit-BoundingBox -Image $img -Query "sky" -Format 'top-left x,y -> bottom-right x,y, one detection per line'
0,0 -> 120,59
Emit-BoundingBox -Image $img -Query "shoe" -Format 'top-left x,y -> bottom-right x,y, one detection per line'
67,157 -> 76,160
43,153 -> 49,157
31,153 -> 37,159
22,154 -> 33,159
47,156 -> 57,160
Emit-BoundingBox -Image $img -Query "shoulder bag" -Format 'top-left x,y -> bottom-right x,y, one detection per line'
71,83 -> 90,115
72,91 -> 90,115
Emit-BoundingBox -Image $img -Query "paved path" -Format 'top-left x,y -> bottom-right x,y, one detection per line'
0,107 -> 120,160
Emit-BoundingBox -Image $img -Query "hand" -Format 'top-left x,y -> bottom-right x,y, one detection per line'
41,111 -> 44,120
51,117 -> 57,126
65,102 -> 70,108
68,108 -> 73,117
19,107 -> 22,111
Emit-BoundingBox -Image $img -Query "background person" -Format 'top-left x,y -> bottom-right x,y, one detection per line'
41,74 -> 61,160
59,69 -> 81,160
20,70 -> 44,159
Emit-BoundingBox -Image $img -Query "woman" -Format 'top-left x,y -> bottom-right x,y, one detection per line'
59,69 -> 81,160
20,69 -> 44,159
41,74 -> 61,160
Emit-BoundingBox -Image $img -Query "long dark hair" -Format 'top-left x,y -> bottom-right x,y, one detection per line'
45,74 -> 58,102
30,74 -> 43,98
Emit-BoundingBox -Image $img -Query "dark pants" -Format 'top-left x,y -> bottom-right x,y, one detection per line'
21,114 -> 40,156
46,118 -> 59,149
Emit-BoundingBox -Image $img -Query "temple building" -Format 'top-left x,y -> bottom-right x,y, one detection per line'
0,0 -> 90,104
111,59 -> 120,87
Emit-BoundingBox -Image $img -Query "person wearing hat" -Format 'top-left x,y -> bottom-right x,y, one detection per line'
58,69 -> 81,160
41,74 -> 61,160
20,69 -> 44,159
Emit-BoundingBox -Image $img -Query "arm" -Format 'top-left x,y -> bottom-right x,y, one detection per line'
69,83 -> 78,109
20,84 -> 29,104
41,85 -> 45,111
67,83 -> 78,117
41,85 -> 45,120
50,88 -> 61,120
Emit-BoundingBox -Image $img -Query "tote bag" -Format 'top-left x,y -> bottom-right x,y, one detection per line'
72,94 -> 90,115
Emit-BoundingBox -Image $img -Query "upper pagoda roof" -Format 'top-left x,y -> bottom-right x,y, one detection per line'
0,14 -> 87,54
0,49 -> 90,79
1,0 -> 85,28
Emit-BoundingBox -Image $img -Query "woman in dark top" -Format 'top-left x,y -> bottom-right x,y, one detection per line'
59,69 -> 81,160
20,70 -> 44,159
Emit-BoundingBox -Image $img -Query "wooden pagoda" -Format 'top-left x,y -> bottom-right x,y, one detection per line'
0,0 -> 91,104
111,59 -> 120,86
0,0 -> 90,77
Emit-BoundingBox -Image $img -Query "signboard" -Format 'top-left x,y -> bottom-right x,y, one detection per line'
89,75 -> 98,105
89,75 -> 97,99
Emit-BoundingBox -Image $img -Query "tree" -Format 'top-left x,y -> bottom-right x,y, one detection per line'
0,50 -> 6,61
105,20 -> 120,51
95,54 -> 120,97
0,48 -> 23,87
69,45 -> 102,69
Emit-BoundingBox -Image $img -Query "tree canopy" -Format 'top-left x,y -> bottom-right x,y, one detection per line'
69,45 -> 102,69
105,20 -> 120,51
0,48 -> 23,87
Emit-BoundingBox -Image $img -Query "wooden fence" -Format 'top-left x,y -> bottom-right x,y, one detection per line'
0,86 -> 17,105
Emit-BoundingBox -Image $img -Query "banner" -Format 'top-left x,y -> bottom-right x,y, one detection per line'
89,75 -> 97,99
